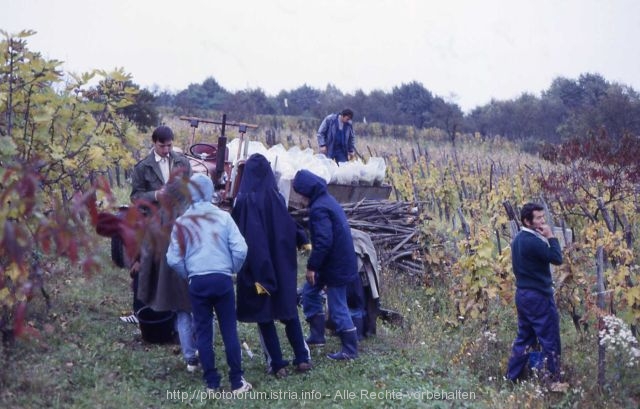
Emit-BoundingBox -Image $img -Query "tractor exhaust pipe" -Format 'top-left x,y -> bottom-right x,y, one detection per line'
215,114 -> 227,184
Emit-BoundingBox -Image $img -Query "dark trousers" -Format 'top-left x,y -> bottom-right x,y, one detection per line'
258,317 -> 310,372
189,274 -> 243,389
331,150 -> 348,163
132,273 -> 145,313
507,288 -> 561,381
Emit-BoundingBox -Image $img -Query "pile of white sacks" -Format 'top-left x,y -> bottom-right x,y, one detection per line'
226,139 -> 387,205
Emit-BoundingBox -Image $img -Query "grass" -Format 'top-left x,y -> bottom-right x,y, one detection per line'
2,171 -> 640,409
2,239 -> 639,409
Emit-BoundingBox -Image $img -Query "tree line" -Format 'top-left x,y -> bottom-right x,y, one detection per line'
129,73 -> 640,149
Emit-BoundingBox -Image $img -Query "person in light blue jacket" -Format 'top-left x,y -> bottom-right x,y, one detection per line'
167,173 -> 252,394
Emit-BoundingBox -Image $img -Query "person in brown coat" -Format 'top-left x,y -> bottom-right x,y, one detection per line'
129,125 -> 198,372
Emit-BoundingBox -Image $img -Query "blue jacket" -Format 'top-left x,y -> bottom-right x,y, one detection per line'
511,229 -> 563,296
316,113 -> 355,161
293,170 -> 357,287
166,173 -> 247,280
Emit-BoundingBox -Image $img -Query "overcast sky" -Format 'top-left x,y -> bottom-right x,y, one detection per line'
2,0 -> 640,113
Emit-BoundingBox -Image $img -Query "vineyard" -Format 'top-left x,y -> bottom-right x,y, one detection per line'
383,133 -> 639,329
1,31 -> 640,408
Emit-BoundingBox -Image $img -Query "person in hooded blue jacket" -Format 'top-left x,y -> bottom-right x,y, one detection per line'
293,169 -> 359,360
167,173 -> 252,394
231,153 -> 312,376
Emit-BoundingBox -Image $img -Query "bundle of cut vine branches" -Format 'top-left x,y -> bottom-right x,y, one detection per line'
290,199 -> 429,276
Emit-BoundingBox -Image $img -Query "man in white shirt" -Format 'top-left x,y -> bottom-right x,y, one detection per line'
129,126 -> 198,372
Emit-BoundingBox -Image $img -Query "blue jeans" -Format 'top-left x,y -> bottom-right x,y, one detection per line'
189,274 -> 243,390
301,282 -> 324,319
303,281 -> 364,322
174,311 -> 197,361
507,288 -> 561,381
326,285 -> 355,333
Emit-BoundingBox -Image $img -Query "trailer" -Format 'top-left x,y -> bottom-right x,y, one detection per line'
179,114 -> 392,208
98,114 -> 402,340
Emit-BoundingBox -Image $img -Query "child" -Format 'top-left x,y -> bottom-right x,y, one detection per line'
166,173 -> 252,393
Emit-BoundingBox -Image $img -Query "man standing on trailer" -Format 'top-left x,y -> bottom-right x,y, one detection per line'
317,109 -> 356,163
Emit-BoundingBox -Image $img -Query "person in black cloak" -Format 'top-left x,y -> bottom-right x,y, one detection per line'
231,153 -> 312,377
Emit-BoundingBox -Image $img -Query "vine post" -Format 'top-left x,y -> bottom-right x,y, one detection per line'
596,239 -> 606,390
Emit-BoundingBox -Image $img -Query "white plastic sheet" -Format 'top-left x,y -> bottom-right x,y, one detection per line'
229,139 -> 387,206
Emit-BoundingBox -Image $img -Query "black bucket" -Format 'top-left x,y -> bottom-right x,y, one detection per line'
136,307 -> 176,344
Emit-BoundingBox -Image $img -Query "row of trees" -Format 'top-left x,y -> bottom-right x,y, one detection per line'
154,78 -> 464,137
468,74 -> 640,143
148,73 -> 640,147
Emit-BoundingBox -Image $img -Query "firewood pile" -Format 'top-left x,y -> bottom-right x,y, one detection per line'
290,199 -> 429,276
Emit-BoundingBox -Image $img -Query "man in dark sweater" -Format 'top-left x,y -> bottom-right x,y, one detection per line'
506,203 -> 563,383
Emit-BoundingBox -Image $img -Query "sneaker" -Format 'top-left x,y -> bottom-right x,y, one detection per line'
232,378 -> 252,395
119,314 -> 138,324
186,358 -> 199,373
